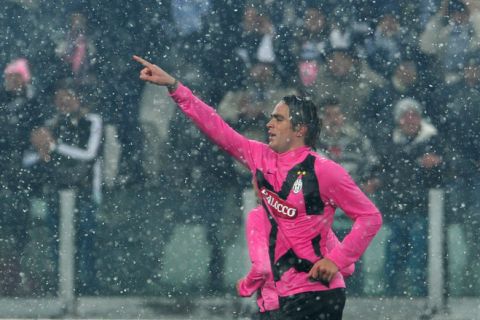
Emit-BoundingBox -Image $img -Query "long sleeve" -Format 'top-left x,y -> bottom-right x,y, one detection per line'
55,113 -> 102,161
238,206 -> 280,312
169,83 -> 271,172
324,229 -> 355,277
237,207 -> 272,297
23,114 -> 102,166
319,161 -> 383,270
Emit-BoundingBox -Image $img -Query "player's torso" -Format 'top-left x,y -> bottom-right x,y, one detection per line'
255,151 -> 335,258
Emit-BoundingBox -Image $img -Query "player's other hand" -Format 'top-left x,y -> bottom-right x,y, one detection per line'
308,258 -> 339,285
132,55 -> 176,87
236,278 -> 252,297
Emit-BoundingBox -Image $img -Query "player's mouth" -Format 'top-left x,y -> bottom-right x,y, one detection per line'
268,133 -> 276,142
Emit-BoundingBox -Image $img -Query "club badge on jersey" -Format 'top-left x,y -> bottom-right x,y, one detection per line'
293,171 -> 306,194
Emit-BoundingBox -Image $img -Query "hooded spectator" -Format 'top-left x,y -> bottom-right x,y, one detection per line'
379,97 -> 443,297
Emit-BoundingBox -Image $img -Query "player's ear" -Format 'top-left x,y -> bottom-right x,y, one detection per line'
295,124 -> 308,137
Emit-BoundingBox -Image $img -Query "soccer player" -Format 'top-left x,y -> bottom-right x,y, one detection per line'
133,55 -> 382,319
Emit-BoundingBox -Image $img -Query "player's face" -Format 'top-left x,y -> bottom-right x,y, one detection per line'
266,102 -> 297,153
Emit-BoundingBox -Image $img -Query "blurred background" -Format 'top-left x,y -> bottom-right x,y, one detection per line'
0,0 -> 479,318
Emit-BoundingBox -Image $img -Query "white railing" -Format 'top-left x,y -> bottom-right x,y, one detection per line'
58,189 -> 77,315
424,188 -> 448,319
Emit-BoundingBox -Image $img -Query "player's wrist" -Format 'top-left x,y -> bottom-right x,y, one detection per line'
166,78 -> 179,92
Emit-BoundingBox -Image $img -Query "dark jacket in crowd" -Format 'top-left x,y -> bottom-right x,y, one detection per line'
0,91 -> 44,191
380,119 -> 443,219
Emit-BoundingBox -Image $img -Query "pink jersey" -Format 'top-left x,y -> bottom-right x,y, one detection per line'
238,206 -> 280,312
238,206 -> 356,312
169,84 -> 382,297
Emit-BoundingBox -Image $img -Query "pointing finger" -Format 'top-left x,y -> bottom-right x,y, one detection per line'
132,55 -> 153,67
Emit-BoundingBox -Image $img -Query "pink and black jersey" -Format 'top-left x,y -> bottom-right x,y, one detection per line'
238,205 -> 355,312
169,84 -> 382,297
238,206 -> 280,312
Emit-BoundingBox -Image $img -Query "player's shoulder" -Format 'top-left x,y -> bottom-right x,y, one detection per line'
310,151 -> 348,175
310,151 -> 341,167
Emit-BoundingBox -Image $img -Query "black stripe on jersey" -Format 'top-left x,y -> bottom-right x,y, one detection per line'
300,155 -> 324,215
255,155 -> 324,215
261,201 -> 280,281
274,249 -> 313,281
311,234 -> 322,257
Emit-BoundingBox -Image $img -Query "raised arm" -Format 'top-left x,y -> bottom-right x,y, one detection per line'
133,55 -> 270,170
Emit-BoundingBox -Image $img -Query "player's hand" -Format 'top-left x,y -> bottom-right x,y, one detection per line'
236,278 -> 251,297
132,55 -> 176,86
308,258 -> 339,284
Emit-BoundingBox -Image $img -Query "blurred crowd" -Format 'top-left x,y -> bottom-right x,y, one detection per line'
1,0 -> 479,299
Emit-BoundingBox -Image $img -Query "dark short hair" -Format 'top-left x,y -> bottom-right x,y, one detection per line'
282,95 -> 321,149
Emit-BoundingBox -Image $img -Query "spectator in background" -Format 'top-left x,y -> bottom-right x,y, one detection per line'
234,4 -> 295,86
379,98 -> 443,297
54,6 -> 98,104
166,84 -> 240,296
0,1 -> 35,71
364,2 -> 437,46
364,52 -> 438,150
317,98 -> 380,295
171,0 -> 210,39
0,58 -> 44,296
91,0 -> 159,187
27,81 -> 102,295
364,13 -> 407,77
318,98 -> 380,194
123,1 -> 243,294
218,61 -> 297,143
236,4 -> 275,65
398,1 -> 441,37
161,0 -> 214,100
440,53 -> 480,295
292,4 -> 330,89
169,0 -> 213,92
199,0 -> 246,104
318,98 -> 380,193
420,0 -> 480,84
305,46 -> 384,124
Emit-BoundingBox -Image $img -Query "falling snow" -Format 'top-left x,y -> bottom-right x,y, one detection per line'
0,1 -> 479,319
